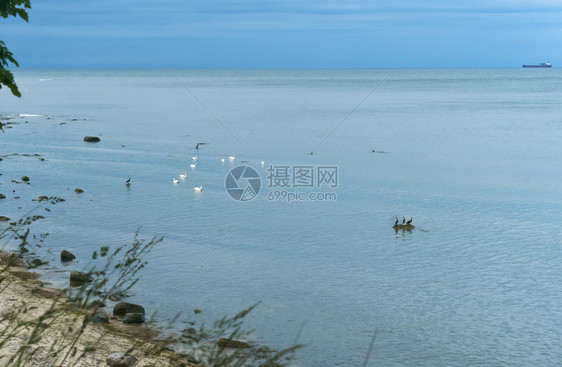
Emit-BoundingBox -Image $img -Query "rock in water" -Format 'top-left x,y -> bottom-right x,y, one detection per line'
0,193 -> 6,199
106,353 -> 137,367
61,250 -> 76,262
69,271 -> 92,285
113,302 -> 145,316
122,312 -> 145,324
74,188 -> 84,193
217,338 -> 249,348
0,216 -> 11,222
84,136 -> 101,143
21,176 -> 30,182
91,313 -> 109,324
392,224 -> 415,230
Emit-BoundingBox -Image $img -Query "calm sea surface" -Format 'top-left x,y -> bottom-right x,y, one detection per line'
1,69 -> 561,366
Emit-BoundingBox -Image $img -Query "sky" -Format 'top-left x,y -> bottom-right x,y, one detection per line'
2,0 -> 562,68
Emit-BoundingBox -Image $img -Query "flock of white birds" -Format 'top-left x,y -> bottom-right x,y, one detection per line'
171,153 -> 239,191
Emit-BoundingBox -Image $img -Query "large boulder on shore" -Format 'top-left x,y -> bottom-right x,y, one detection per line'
122,312 -> 145,324
61,250 -> 76,262
113,302 -> 145,316
91,313 -> 109,324
83,136 -> 101,143
106,352 -> 137,367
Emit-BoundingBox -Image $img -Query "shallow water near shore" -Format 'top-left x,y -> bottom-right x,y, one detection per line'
1,68 -> 562,366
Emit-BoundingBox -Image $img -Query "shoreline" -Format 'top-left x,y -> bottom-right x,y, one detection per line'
0,250 -> 191,367
1,113 -> 299,366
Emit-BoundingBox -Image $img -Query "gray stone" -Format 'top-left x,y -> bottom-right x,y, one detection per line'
84,136 -> 101,143
113,302 -> 145,316
122,312 -> 145,324
91,313 -> 109,324
61,250 -> 76,262
106,352 -> 137,367
74,188 -> 84,193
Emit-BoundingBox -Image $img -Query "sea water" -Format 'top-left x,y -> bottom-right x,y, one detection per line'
1,69 -> 561,366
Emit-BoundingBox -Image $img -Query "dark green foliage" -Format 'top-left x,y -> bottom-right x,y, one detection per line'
0,0 -> 31,97
0,0 -> 31,21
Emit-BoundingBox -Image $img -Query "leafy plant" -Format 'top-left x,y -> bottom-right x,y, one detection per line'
0,0 -> 31,97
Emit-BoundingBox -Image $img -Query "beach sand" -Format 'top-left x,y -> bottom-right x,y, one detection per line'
0,254 -> 192,367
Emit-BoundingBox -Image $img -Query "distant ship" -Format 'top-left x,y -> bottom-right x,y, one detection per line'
522,61 -> 552,68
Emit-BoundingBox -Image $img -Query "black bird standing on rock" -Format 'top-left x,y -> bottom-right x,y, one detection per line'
402,217 -> 406,224
407,218 -> 412,225
395,217 -> 399,225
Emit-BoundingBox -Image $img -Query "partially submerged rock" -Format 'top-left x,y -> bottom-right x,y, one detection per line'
61,250 -> 76,262
0,216 -> 10,222
84,136 -> 101,143
0,193 -> 5,199
393,224 -> 415,230
106,352 -> 137,367
113,302 -> 145,317
70,271 -> 92,286
217,338 -> 249,349
74,188 -> 84,193
21,176 -> 30,182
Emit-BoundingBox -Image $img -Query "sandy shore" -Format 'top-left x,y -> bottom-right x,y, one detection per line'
0,254 -> 192,367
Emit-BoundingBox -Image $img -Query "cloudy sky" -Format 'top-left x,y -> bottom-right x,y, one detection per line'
3,0 -> 561,68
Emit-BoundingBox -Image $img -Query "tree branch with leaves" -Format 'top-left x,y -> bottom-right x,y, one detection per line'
0,0 -> 31,97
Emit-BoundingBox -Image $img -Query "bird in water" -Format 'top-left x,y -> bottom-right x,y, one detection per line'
402,216 -> 406,224
195,143 -> 200,149
194,186 -> 203,192
125,178 -> 131,186
172,178 -> 179,184
407,218 -> 413,225
395,217 -> 399,225
179,172 -> 187,179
